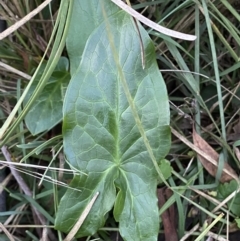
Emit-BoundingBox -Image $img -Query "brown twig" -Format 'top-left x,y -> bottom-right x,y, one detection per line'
0,0 -> 53,40
158,188 -> 178,241
1,146 -> 56,241
0,61 -> 31,80
0,222 -> 14,241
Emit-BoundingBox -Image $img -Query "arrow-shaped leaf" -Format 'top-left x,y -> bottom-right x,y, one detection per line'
55,4 -> 170,241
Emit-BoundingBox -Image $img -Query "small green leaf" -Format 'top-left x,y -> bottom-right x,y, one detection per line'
24,57 -> 70,135
55,3 -> 170,241
158,159 -> 172,184
235,218 -> 240,229
217,180 -> 240,216
55,56 -> 69,71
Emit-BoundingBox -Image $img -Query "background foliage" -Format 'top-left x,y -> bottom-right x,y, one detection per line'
0,0 -> 240,240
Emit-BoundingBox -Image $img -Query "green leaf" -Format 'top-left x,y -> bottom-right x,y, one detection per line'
24,57 -> 70,135
158,159 -> 172,184
55,6 -> 170,241
66,0 -> 119,74
235,218 -> 240,229
217,180 -> 240,216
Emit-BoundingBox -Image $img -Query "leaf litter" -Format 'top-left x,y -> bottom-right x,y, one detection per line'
192,128 -> 238,183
